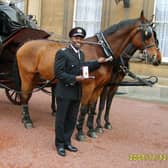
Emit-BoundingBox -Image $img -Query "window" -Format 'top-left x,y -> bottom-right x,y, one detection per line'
154,0 -> 168,62
73,0 -> 103,37
12,0 -> 24,12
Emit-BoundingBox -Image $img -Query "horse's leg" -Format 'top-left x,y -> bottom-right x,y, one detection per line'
76,104 -> 89,141
87,101 -> 97,138
20,73 -> 36,128
95,86 -> 108,133
104,72 -> 125,129
85,86 -> 105,138
21,84 -> 33,128
51,85 -> 57,116
104,87 -> 117,129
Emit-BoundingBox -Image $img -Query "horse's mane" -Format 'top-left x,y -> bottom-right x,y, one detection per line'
103,18 -> 140,35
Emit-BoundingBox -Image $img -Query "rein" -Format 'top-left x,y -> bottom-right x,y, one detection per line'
1,24 -> 157,95
143,43 -> 155,49
50,39 -> 102,46
118,43 -> 158,87
95,26 -> 158,87
51,25 -> 157,87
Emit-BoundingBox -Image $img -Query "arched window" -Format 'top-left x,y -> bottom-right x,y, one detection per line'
73,0 -> 103,37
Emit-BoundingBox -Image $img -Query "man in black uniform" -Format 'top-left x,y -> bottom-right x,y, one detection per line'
54,27 -> 106,157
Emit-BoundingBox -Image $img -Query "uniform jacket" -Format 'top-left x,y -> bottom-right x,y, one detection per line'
54,44 -> 100,100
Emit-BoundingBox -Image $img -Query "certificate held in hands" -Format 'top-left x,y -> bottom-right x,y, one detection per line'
82,66 -> 95,79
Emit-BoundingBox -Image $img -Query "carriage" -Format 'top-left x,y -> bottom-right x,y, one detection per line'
0,2 -> 50,105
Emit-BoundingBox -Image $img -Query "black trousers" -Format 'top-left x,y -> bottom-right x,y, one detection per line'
55,97 -> 80,148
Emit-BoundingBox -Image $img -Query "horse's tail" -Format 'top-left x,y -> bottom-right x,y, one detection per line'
12,57 -> 21,91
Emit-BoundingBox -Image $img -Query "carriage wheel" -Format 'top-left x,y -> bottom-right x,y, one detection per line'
5,89 -> 21,105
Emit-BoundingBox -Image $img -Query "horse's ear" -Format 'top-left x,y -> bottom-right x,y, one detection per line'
140,10 -> 146,22
150,14 -> 155,23
140,10 -> 145,19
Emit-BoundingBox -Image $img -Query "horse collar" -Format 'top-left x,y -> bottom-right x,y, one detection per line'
96,32 -> 115,60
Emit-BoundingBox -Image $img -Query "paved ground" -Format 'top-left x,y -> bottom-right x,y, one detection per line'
0,89 -> 168,168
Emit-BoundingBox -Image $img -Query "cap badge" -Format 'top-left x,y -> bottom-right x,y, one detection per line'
77,29 -> 82,33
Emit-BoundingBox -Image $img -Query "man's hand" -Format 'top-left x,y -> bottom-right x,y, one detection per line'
75,75 -> 95,81
98,56 -> 113,63
75,75 -> 85,81
97,57 -> 106,63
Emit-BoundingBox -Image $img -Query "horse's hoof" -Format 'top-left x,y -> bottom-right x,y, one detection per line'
87,130 -> 97,138
22,119 -> 33,128
104,123 -> 112,130
24,122 -> 33,129
95,127 -> 104,134
76,133 -> 86,141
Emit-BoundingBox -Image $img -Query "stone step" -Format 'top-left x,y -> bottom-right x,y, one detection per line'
157,77 -> 168,86
117,84 -> 168,103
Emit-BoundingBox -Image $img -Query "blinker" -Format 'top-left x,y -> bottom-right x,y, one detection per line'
143,27 -> 152,40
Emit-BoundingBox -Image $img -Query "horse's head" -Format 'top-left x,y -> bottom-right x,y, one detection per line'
130,11 -> 161,65
141,29 -> 162,66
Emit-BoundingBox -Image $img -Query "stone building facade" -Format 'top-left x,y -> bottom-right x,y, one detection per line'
23,0 -> 167,78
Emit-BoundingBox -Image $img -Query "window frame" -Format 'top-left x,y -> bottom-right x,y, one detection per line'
154,0 -> 168,63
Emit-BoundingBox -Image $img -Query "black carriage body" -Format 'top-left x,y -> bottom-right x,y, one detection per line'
0,3 -> 50,104
0,3 -> 37,41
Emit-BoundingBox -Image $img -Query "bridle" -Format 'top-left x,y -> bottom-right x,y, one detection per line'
95,23 -> 158,86
138,24 -> 156,50
95,23 -> 157,63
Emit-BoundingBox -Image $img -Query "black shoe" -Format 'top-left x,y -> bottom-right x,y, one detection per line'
65,144 -> 78,152
57,147 -> 66,156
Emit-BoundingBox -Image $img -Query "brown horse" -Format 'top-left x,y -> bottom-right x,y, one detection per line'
90,28 -> 162,137
75,14 -> 161,140
16,11 -> 160,134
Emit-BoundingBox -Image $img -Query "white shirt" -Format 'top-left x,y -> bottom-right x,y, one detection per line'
70,44 -> 80,59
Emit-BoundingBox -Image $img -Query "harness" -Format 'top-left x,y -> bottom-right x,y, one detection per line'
96,32 -> 114,60
0,25 -> 158,94
95,27 -> 157,87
